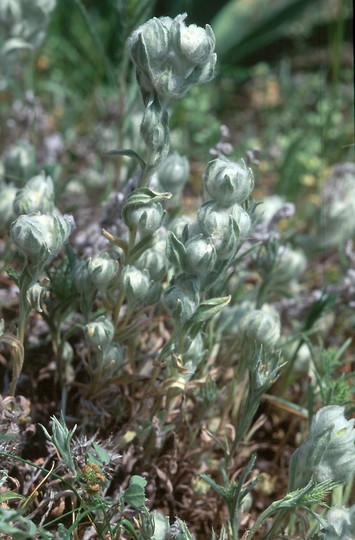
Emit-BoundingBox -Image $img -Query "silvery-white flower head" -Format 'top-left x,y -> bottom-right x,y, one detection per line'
0,183 -> 17,231
243,304 -> 281,349
322,163 -> 355,247
163,274 -> 200,323
203,157 -> 254,207
185,234 -> 217,275
10,211 -> 72,268
26,282 -> 45,312
253,195 -> 286,224
87,253 -> 118,290
13,171 -> 55,216
289,405 -> 355,490
135,239 -> 167,281
173,19 -> 215,65
157,153 -> 189,195
120,265 -> 151,303
122,187 -> 170,235
197,201 -> 251,258
169,214 -> 195,242
0,1 -> 22,26
318,506 -> 355,539
3,139 -> 36,185
72,259 -> 94,296
124,200 -> 164,235
85,316 -> 114,350
273,245 -> 307,285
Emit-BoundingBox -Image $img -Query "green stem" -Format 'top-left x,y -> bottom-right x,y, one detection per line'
7,265 -> 35,395
113,289 -> 125,327
247,506 -> 290,539
17,266 -> 33,343
138,163 -> 156,189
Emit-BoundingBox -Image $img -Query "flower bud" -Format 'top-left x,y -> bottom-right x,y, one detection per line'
123,188 -> 170,234
230,204 -> 251,237
163,274 -> 199,323
169,214 -> 196,242
289,405 -> 355,490
10,212 -> 72,262
185,52 -> 217,87
87,253 -> 118,290
26,282 -> 45,312
320,506 -> 355,539
185,234 -> 217,275
72,259 -> 94,296
85,316 -> 114,350
323,163 -> 355,246
174,21 -> 215,65
282,341 -> 311,375
4,139 -> 36,185
273,246 -> 307,284
120,265 -> 151,303
243,305 -> 281,348
254,195 -> 285,223
102,343 -> 125,365
13,171 -> 55,216
60,341 -> 74,365
158,153 -> 189,194
140,98 -> 170,167
197,201 -> 250,258
135,240 -> 167,281
128,17 -> 169,72
0,0 -> 21,25
203,157 -> 254,206
124,200 -> 164,235
0,183 -> 17,231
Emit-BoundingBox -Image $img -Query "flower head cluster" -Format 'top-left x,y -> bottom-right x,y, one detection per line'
173,156 -> 254,274
289,405 -> 355,490
127,13 -> 216,105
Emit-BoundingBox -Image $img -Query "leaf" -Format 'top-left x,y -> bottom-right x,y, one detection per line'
53,524 -> 71,539
190,295 -> 231,324
0,509 -> 37,538
212,0 -> 320,63
302,291 -> 337,332
102,229 -> 129,254
129,231 -> 155,261
0,491 -> 24,503
87,442 -> 111,466
5,267 -> 20,287
262,394 -> 309,419
1,38 -> 33,56
101,148 -> 146,170
199,473 -> 226,500
123,475 -> 147,510
166,231 -> 188,270
124,187 -> 172,209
